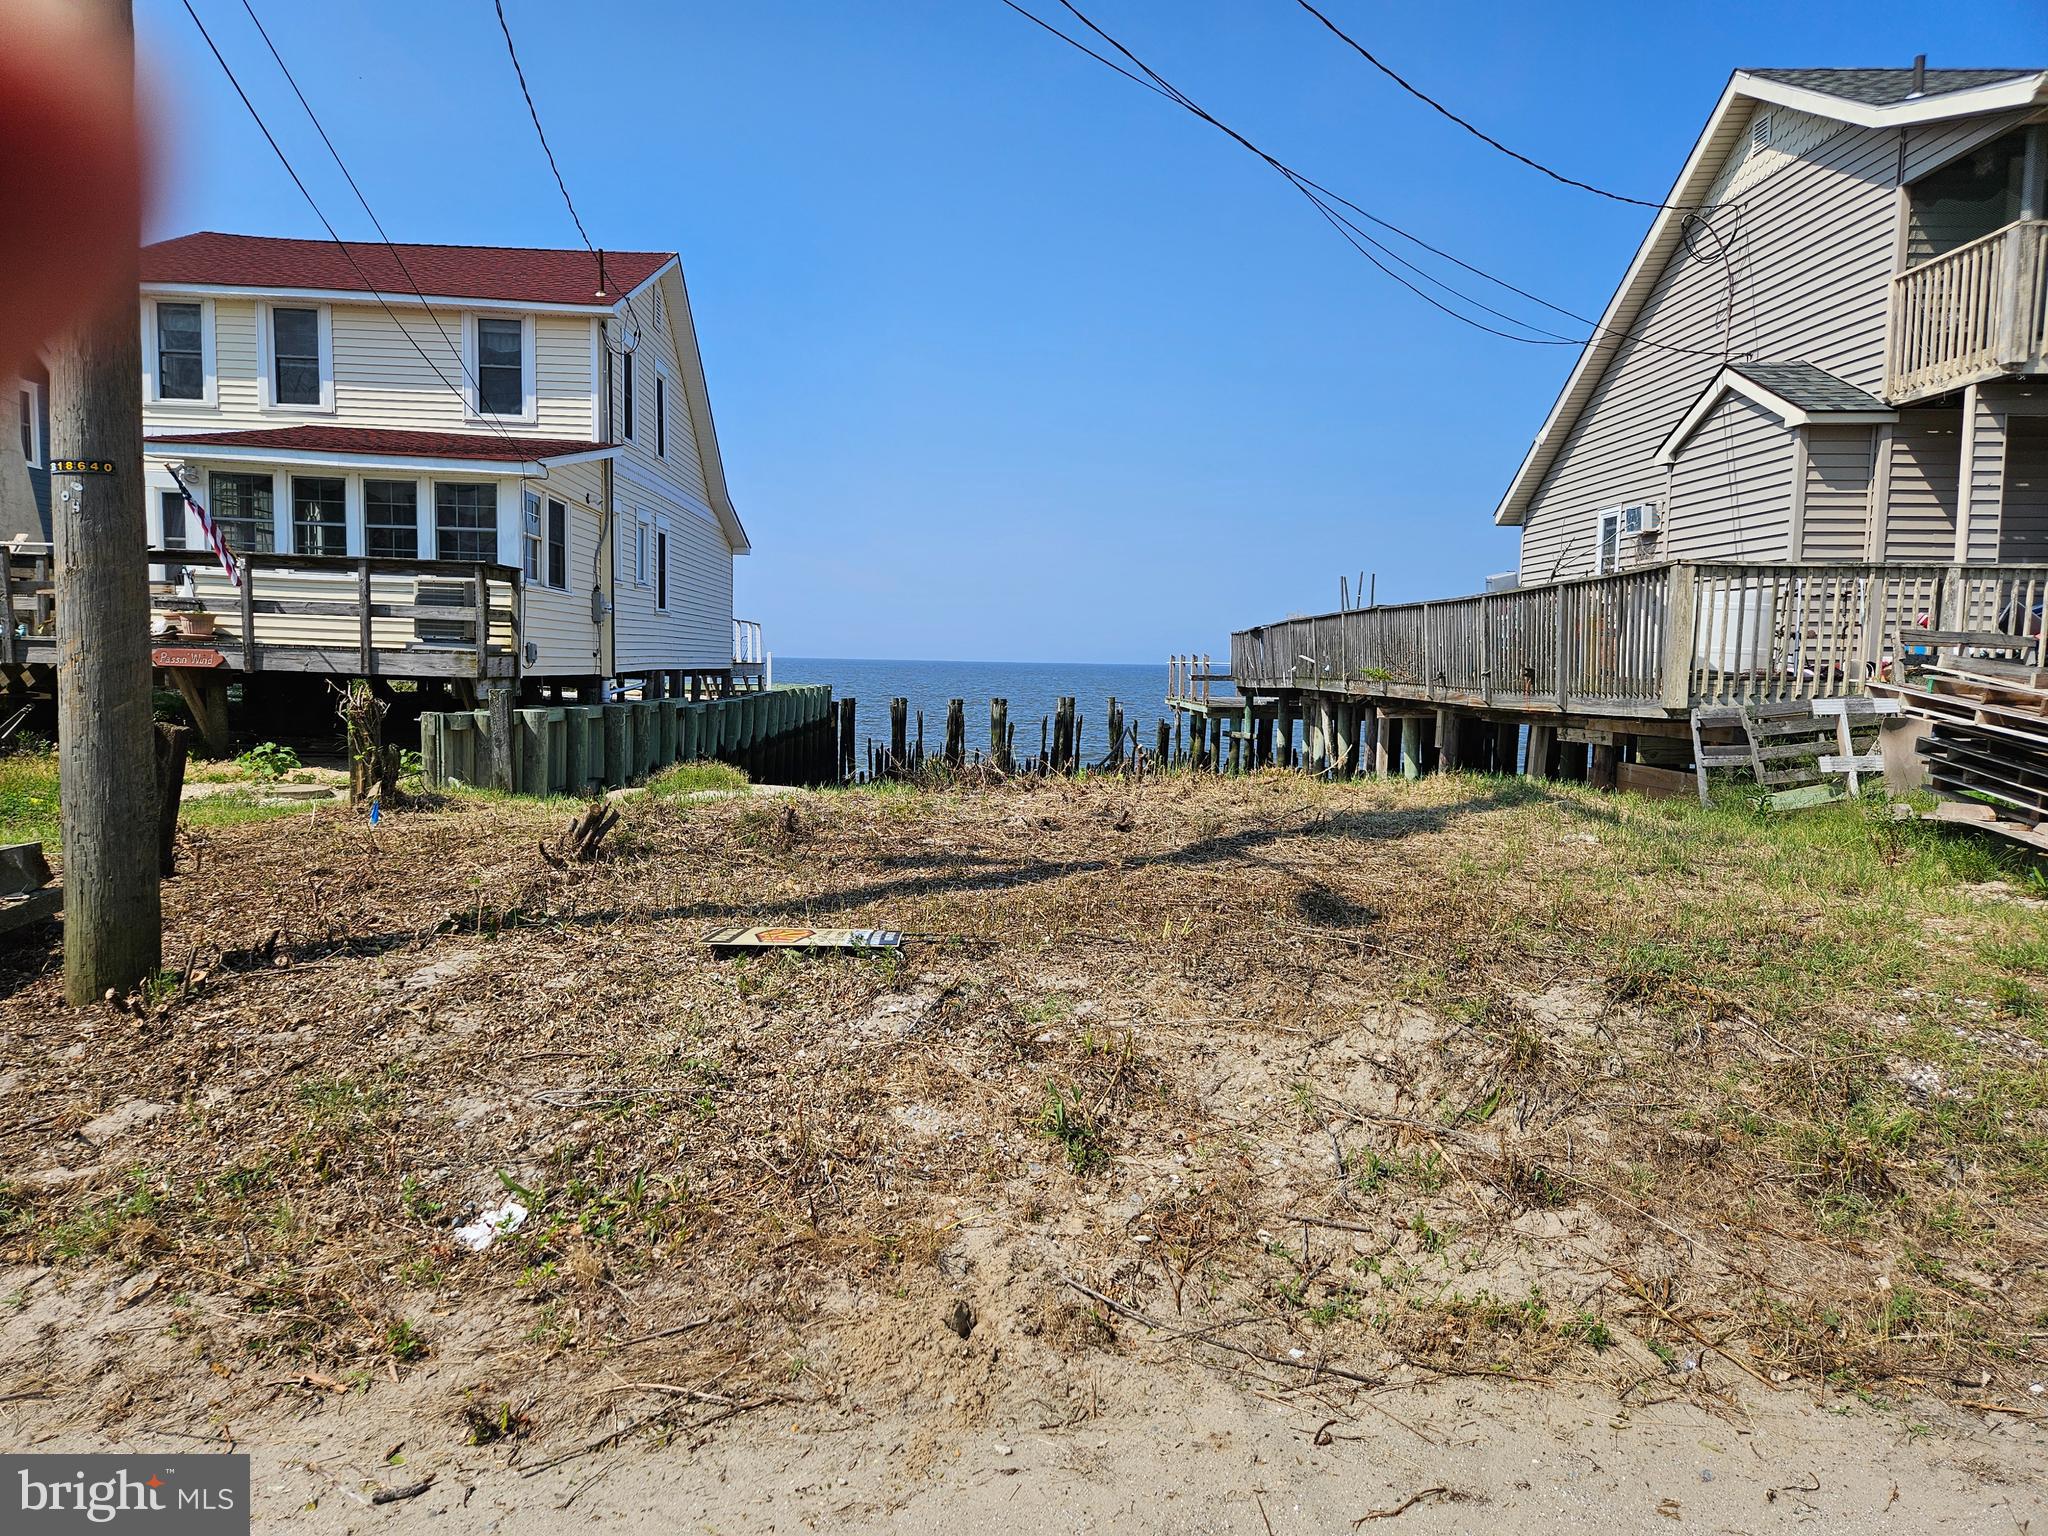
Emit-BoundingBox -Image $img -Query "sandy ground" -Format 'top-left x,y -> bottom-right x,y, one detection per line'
5,775 -> 2046,1530
6,1257 -> 2043,1534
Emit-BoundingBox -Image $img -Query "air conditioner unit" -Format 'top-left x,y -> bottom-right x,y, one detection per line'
1620,502 -> 1661,536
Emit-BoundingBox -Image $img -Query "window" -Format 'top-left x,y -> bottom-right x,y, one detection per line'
522,489 -> 543,583
654,372 -> 666,458
159,489 -> 188,583
1594,509 -> 1622,575
292,476 -> 346,557
16,380 -> 39,468
364,479 -> 418,559
546,498 -> 567,590
155,302 -> 204,400
633,514 -> 651,586
209,472 -> 274,555
435,482 -> 496,562
476,317 -> 524,416
621,351 -> 636,441
271,306 -> 322,406
655,526 -> 669,611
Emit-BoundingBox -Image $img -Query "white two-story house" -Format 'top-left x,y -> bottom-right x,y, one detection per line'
1496,65 -> 2047,580
132,231 -> 751,724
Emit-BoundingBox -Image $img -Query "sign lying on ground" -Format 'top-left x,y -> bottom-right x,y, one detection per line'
705,925 -> 903,955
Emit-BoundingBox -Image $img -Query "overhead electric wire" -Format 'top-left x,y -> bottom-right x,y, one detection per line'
1003,0 -> 1742,361
490,0 -> 653,362
1289,0 -> 1690,211
179,0 -> 528,449
235,0 -> 517,444
493,0 -> 595,254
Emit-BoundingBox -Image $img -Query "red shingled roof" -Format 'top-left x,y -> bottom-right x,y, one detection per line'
142,233 -> 669,306
146,426 -> 614,463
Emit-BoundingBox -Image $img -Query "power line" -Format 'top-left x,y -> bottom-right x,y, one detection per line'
236,0 -> 502,436
1288,0 -> 1690,211
493,0 -> 595,254
489,0 -> 653,363
179,0 -> 528,449
1007,0 -> 1738,359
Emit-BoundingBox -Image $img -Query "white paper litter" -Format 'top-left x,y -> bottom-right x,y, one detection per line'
452,1199 -> 527,1251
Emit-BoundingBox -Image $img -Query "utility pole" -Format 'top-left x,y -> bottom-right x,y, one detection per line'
48,0 -> 160,1004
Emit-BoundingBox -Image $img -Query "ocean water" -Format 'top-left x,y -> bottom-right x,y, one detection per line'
770,658 -> 1169,765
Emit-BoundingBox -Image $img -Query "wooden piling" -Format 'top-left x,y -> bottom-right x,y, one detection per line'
944,698 -> 965,767
838,696 -> 857,783
1105,697 -> 1124,769
1399,717 -> 1422,780
889,697 -> 908,777
990,698 -> 1010,773
1155,718 -> 1169,768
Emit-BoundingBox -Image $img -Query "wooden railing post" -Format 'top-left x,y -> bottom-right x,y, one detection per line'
1659,564 -> 1697,712
1479,594 -> 1496,706
0,552 -> 14,667
1553,582 -> 1570,712
356,557 -> 372,674
473,565 -> 490,678
239,556 -> 257,670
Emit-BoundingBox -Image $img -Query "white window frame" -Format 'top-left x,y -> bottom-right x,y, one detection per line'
255,301 -> 335,413
653,516 -> 670,611
16,378 -> 41,469
620,348 -> 637,443
633,511 -> 653,587
1593,508 -> 1624,574
141,296 -> 218,408
653,363 -> 670,459
463,312 -> 537,425
522,488 -> 544,585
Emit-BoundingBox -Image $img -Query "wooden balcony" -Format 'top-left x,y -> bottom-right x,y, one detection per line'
1887,219 -> 2048,404
2,543 -> 521,681
1230,561 -> 2048,720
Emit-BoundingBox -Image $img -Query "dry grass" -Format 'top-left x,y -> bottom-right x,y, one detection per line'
1,769 -> 2044,1440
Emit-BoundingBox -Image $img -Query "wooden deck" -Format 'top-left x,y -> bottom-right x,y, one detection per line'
5,543 -> 522,682
1229,561 -> 2048,722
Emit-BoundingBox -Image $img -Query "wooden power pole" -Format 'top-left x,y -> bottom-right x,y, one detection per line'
48,0 -> 160,1004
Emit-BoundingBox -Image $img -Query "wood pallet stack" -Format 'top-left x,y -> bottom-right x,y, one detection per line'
1873,658 -> 2048,852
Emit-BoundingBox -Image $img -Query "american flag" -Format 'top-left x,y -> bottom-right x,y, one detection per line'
163,464 -> 241,589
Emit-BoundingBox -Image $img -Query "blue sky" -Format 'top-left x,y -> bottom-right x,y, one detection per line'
138,0 -> 2039,662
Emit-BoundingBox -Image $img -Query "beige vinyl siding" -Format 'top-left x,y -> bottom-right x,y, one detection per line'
2002,414 -> 2048,563
1799,424 -> 1876,560
1516,105 -> 2031,582
608,272 -> 734,673
1665,392 -> 1795,561
145,301 -> 596,438
1963,387 -> 2006,562
518,459 -> 603,677
1879,410 -> 1962,559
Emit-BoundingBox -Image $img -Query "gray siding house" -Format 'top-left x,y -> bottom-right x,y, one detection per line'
1497,66 -> 2048,580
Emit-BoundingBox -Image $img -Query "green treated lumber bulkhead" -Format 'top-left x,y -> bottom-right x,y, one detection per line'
415,686 -> 834,795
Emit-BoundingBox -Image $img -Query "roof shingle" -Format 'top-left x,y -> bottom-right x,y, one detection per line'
146,426 -> 614,463
1747,67 -> 2040,107
1729,361 -> 1889,414
141,233 -> 668,306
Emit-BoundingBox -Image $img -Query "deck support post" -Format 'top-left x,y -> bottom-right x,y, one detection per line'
1434,707 -> 1457,775
1276,696 -> 1294,769
1524,723 -> 1555,779
1492,720 -> 1521,775
166,667 -> 231,757
1399,717 -> 1422,780
1254,713 -> 1272,769
1590,741 -> 1619,791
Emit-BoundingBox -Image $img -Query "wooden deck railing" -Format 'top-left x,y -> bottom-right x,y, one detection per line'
4,544 -> 521,679
1231,561 -> 2048,718
1888,218 -> 2048,403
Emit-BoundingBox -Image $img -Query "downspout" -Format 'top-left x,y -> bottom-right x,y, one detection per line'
598,318 -> 616,688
